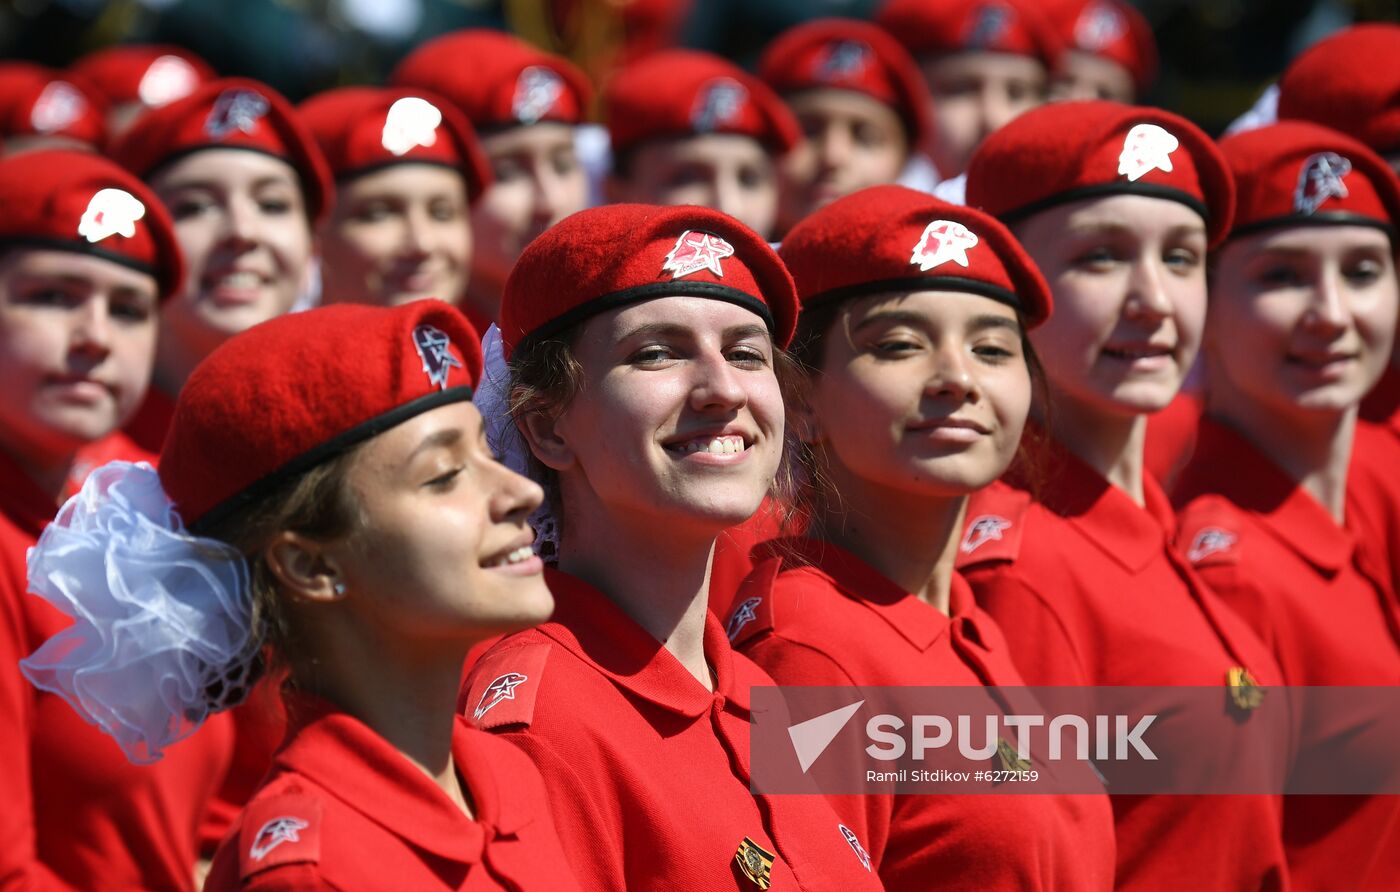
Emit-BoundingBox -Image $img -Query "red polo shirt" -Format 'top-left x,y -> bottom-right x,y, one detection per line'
204,696 -> 579,890
125,385 -> 177,453
1174,417 -> 1400,890
730,536 -> 1116,891
1144,391 -> 1203,489
1360,362 -> 1400,435
0,446 -> 233,891
460,568 -> 885,892
956,436 -> 1290,892
1349,418 -> 1400,599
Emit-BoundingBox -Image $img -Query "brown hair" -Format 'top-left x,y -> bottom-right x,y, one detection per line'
197,447 -> 363,694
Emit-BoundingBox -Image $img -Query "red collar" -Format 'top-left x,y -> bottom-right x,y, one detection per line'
0,446 -> 58,538
1013,430 -> 1172,573
539,567 -> 751,717
1176,418 -> 1354,573
124,387 -> 177,454
275,696 -> 534,866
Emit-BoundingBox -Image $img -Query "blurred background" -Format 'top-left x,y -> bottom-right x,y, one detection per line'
1,0 -> 1397,133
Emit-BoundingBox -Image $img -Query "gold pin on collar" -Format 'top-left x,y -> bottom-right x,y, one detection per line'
736,836 -> 776,889
1227,666 -> 1264,712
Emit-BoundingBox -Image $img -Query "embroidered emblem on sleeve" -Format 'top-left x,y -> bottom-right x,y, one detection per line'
662,229 -> 735,279
1117,123 -> 1178,182
961,515 -> 1011,554
474,672 -> 529,720
911,220 -> 978,270
249,817 -> 309,862
1294,152 -> 1351,215
839,824 -> 872,871
726,596 -> 763,642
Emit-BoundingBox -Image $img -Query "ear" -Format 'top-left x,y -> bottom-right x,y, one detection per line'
264,531 -> 346,604
517,411 -> 577,472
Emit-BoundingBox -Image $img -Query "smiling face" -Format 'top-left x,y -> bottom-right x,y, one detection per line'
470,122 -> 588,314
529,296 -> 784,537
1013,194 -> 1209,420
780,89 -> 910,222
150,148 -> 313,359
614,134 -> 781,240
321,163 -> 471,307
919,51 -> 1047,178
0,249 -> 158,462
326,400 -> 553,640
1208,225 -> 1398,418
806,289 -> 1031,498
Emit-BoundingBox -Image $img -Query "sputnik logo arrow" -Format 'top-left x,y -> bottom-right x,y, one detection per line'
788,700 -> 864,773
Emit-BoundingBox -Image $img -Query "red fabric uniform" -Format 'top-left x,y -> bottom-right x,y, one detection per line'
1174,418 -> 1400,889
0,446 -> 233,891
956,436 -> 1290,891
1144,390 -> 1202,488
460,567 -> 885,892
1352,368 -> 1400,597
125,385 -> 178,454
1362,363 -> 1400,435
708,494 -> 790,617
204,697 -> 579,891
730,537 -> 1115,891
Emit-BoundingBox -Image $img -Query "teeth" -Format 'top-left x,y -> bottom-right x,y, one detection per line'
217,271 -> 260,289
674,435 -> 746,455
488,546 -> 535,568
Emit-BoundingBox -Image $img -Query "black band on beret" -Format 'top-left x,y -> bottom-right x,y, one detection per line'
0,236 -> 159,278
1227,211 -> 1396,242
995,181 -> 1210,228
520,281 -> 777,346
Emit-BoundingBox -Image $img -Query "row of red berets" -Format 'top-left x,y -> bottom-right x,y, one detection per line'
1,13 -> 1400,892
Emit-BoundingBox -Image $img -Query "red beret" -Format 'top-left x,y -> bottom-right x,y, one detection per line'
0,149 -> 183,301
501,203 -> 797,355
965,100 -> 1235,246
876,0 -> 1062,71
111,78 -> 333,225
391,29 -> 591,128
68,45 -> 214,109
1046,0 -> 1157,92
298,87 -> 492,202
160,300 -> 484,531
1217,121 -> 1400,239
779,184 -> 1052,328
0,63 -> 106,149
759,18 -> 934,149
1278,24 -> 1400,156
604,50 -> 800,155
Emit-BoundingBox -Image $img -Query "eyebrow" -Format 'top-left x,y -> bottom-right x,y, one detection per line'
851,309 -> 1021,334
617,321 -> 771,342
162,176 -> 295,193
406,427 -> 463,461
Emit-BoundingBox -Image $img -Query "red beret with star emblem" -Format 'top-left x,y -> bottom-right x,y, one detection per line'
1217,121 -> 1400,239
500,203 -> 798,355
111,78 -> 333,225
876,0 -> 1062,70
1277,24 -> 1400,157
1046,0 -> 1157,92
68,45 -> 215,110
160,301 -> 483,531
298,87 -> 492,201
390,29 -> 591,129
604,49 -> 800,155
759,18 -> 934,150
779,184 -> 1052,327
965,100 -> 1235,245
0,149 -> 183,301
0,62 -> 106,149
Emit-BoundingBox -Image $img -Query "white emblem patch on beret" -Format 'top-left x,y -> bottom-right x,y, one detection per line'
205,88 -> 269,139
30,81 -> 86,134
138,55 -> 200,108
513,66 -> 563,125
1117,123 -> 1178,182
817,41 -> 872,83
1075,2 -> 1127,51
412,324 -> 464,391
78,189 -> 146,244
691,78 -> 748,133
1294,152 -> 1351,215
911,219 -> 978,270
662,230 -> 736,279
381,97 -> 442,157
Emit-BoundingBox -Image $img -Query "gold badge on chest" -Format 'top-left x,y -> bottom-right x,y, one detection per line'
1227,666 -> 1264,713
735,836 -> 776,889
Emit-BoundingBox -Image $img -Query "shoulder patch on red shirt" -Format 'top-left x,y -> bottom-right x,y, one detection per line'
1177,499 -> 1244,567
726,556 -> 780,647
956,491 -> 1032,568
463,641 -> 551,730
239,792 -> 323,880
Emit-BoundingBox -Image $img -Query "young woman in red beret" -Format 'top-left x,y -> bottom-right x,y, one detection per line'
68,45 -> 214,140
724,184 -> 1115,891
602,50 -> 800,241
758,19 -> 931,237
0,149 -> 228,890
0,62 -> 106,155
956,101 -> 1291,890
875,0 -> 1059,182
299,87 -> 493,326
111,77 -> 332,454
1172,121 -> 1400,890
22,300 -> 582,890
392,30 -> 592,327
459,203 -> 885,891
1044,0 -> 1156,103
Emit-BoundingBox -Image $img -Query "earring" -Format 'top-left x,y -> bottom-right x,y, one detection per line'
332,581 -> 347,596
